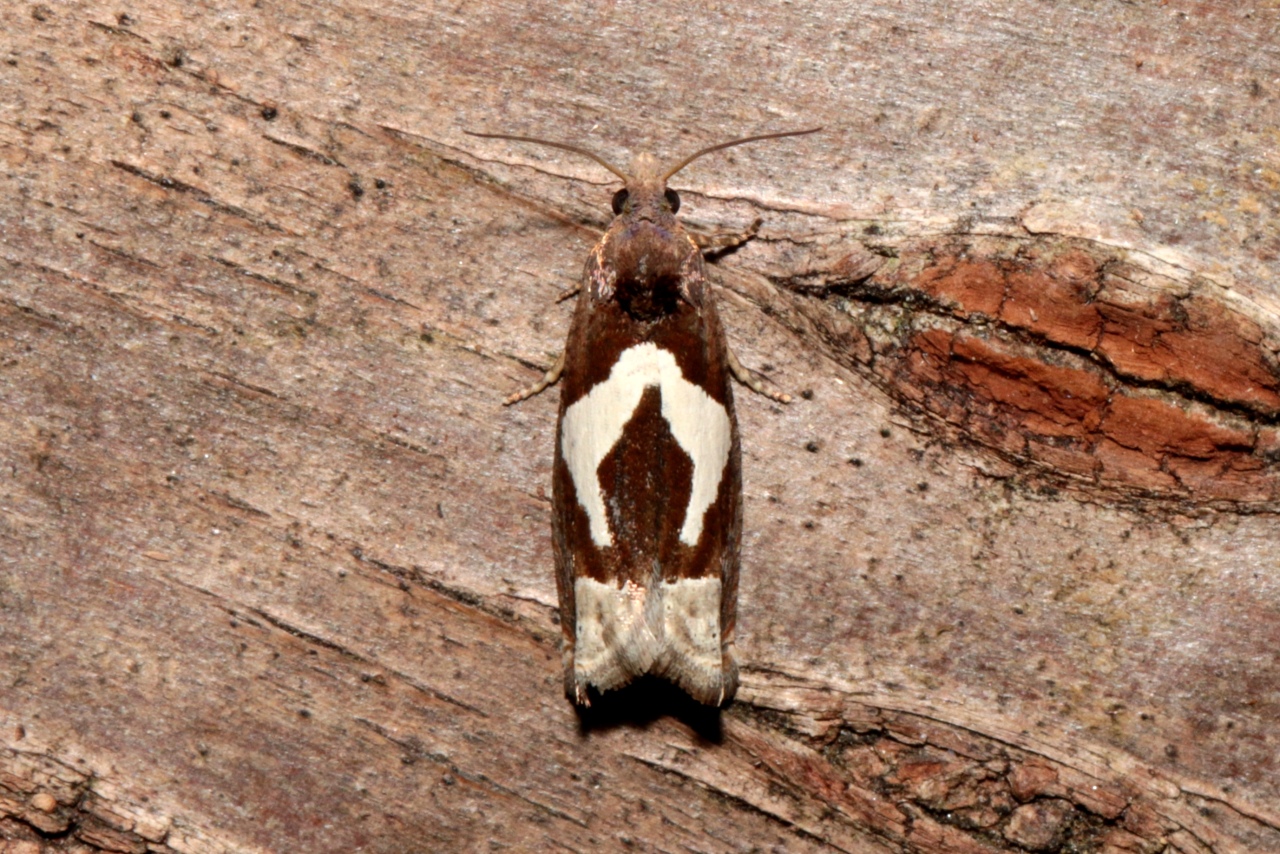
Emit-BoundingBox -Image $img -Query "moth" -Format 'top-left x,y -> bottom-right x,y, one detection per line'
474,127 -> 819,706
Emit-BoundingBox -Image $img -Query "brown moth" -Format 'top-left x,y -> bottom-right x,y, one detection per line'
475,127 -> 819,706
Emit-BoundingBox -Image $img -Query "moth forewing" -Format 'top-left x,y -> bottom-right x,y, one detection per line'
479,127 -> 820,706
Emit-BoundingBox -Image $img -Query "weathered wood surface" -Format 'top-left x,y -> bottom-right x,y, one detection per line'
2,1 -> 1278,852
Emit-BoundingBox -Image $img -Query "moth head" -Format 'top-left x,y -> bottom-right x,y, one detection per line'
464,127 -> 821,223
610,152 -> 682,222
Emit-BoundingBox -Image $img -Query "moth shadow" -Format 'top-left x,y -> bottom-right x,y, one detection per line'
574,676 -> 725,742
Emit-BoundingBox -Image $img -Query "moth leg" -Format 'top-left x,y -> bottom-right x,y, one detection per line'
504,351 -> 566,405
555,285 -> 581,303
692,217 -> 762,254
727,347 -> 791,404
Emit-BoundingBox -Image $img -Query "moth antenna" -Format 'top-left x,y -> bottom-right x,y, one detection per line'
464,131 -> 630,181
662,127 -> 823,182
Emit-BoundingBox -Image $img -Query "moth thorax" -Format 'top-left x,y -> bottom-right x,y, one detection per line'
607,221 -> 689,320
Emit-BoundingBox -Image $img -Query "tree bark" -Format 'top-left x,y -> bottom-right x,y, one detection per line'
1,2 -> 1278,852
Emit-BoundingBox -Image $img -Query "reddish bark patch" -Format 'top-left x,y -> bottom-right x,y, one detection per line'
892,328 -> 1276,502
858,240 -> 1280,505
897,247 -> 1280,417
1096,293 -> 1280,414
902,330 -> 1110,442
913,257 -> 1006,317
1001,250 -> 1104,351
1093,438 -> 1177,491
950,335 -> 1109,438
1101,396 -> 1253,459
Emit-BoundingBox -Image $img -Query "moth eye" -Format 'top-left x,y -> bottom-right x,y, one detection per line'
611,188 -> 630,215
664,188 -> 681,213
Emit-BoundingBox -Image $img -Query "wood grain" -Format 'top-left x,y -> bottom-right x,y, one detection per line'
1,1 -> 1277,851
